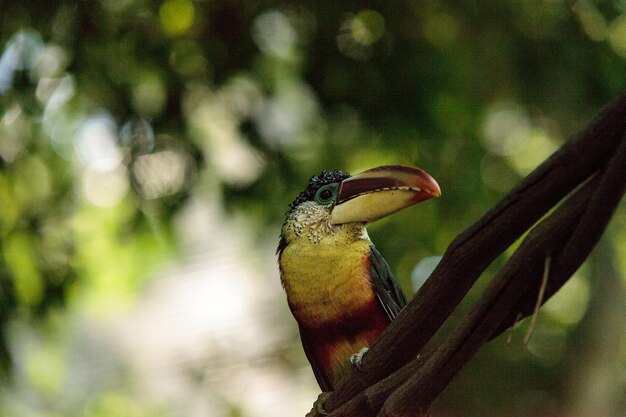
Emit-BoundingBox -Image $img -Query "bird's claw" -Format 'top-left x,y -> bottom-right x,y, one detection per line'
306,392 -> 332,416
349,347 -> 369,369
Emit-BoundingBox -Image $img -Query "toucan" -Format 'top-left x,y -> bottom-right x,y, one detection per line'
277,165 -> 441,391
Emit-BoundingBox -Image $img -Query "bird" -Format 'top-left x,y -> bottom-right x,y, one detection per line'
277,165 -> 441,391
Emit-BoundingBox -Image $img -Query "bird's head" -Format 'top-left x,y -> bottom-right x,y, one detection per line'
279,165 -> 441,247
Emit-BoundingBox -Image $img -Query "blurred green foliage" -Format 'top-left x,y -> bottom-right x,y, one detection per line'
1,0 -> 625,416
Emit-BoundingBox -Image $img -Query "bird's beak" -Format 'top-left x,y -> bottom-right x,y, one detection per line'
329,165 -> 441,225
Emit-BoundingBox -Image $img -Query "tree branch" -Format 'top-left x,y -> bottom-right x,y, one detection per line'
381,128 -> 626,416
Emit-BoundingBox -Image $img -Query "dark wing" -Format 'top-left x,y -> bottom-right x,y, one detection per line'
369,245 -> 407,320
298,324 -> 333,391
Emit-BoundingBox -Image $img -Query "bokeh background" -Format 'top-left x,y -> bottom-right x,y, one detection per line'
1,1 -> 625,416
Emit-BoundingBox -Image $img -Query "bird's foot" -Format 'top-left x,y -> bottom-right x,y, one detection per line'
349,347 -> 369,369
306,392 -> 332,417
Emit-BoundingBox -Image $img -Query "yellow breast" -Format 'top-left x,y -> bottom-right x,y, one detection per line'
279,233 -> 375,327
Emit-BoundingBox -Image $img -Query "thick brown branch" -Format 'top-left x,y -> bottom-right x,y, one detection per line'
381,131 -> 626,415
380,184 -> 600,415
498,129 -> 626,331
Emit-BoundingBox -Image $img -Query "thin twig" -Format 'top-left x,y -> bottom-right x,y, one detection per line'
506,312 -> 523,344
524,256 -> 551,345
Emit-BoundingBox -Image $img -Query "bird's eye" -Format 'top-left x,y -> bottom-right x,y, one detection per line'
314,184 -> 338,205
319,189 -> 333,199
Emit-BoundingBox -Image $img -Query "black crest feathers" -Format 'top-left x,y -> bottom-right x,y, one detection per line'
288,170 -> 351,210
